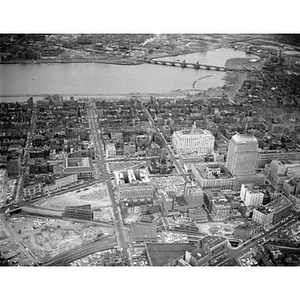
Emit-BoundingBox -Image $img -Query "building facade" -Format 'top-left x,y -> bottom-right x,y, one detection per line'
283,178 -> 300,211
172,122 -> 215,155
240,184 -> 264,207
114,169 -> 154,200
252,195 -> 292,228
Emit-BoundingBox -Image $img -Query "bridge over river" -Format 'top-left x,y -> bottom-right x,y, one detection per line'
143,58 -> 238,72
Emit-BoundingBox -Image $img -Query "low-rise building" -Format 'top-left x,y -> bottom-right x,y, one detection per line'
283,178 -> 300,211
105,143 -> 116,158
6,155 -> 21,177
130,222 -> 158,243
191,163 -> 235,190
264,160 -> 300,191
63,204 -> 93,220
252,195 -> 292,228
233,221 -> 261,240
44,174 -> 78,193
23,183 -> 43,198
183,235 -> 228,266
203,189 -> 246,221
257,149 -> 300,169
61,156 -> 94,179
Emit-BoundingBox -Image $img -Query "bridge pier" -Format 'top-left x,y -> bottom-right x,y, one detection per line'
144,59 -> 227,72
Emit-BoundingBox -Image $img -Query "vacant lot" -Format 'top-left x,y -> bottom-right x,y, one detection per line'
197,221 -> 243,237
107,160 -> 148,173
7,216 -> 114,262
35,182 -> 110,210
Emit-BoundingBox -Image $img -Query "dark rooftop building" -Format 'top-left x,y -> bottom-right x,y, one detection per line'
145,243 -> 195,266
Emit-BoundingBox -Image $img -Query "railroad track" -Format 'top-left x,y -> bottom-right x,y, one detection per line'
42,236 -> 118,266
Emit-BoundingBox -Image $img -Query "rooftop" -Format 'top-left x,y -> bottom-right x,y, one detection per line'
256,195 -> 292,214
131,222 -> 158,240
235,221 -> 260,230
146,243 -> 195,266
115,168 -> 150,185
231,133 -> 258,144
193,164 -> 233,180
190,247 -> 209,260
63,157 -> 94,172
173,123 -> 213,138
200,235 -> 227,250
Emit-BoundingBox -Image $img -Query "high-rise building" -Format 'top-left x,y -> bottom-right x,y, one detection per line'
226,133 -> 258,176
172,122 -> 215,155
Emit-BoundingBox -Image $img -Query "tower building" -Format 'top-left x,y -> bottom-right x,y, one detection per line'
225,133 -> 265,188
226,133 -> 258,176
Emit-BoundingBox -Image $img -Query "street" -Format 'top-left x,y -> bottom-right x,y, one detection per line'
217,215 -> 297,266
87,100 -> 131,265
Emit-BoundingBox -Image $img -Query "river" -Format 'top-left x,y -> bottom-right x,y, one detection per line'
0,48 -> 258,102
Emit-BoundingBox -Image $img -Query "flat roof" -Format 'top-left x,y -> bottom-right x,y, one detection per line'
194,164 -> 233,179
256,196 -> 292,214
63,157 -> 93,172
115,168 -> 150,185
200,235 -> 227,249
131,223 -> 157,239
174,129 -> 213,138
235,221 -> 260,230
265,195 -> 292,212
231,133 -> 258,144
146,243 -> 195,266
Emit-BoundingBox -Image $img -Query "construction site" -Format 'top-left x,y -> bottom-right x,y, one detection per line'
1,215 -> 114,264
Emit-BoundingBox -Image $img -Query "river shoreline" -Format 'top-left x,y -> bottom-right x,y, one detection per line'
0,48 -> 259,101
0,45 -> 225,66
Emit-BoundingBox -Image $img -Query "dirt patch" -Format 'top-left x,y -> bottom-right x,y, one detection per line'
108,161 -> 147,173
7,216 -> 114,262
197,221 -> 243,237
35,182 -> 110,210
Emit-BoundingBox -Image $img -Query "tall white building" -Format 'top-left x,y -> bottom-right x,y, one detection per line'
240,184 -> 264,207
226,133 -> 258,176
172,122 -> 215,155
